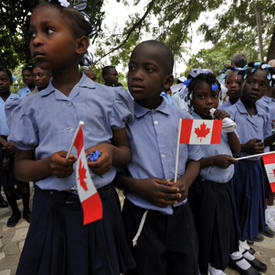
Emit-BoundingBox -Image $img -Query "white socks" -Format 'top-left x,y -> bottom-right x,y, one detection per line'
208,264 -> 226,275
230,251 -> 251,270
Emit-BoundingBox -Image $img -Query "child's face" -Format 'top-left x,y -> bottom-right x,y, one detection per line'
127,44 -> 172,108
242,69 -> 269,103
0,71 -> 11,94
225,71 -> 242,100
104,68 -> 118,86
191,81 -> 219,119
22,69 -> 34,87
33,66 -> 51,90
29,6 -> 78,70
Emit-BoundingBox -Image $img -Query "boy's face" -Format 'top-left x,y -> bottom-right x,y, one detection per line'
242,69 -> 268,103
104,68 -> 118,86
0,71 -> 11,94
127,44 -> 172,108
22,69 -> 34,87
33,66 -> 51,90
29,6 -> 80,70
225,71 -> 242,100
191,81 -> 219,119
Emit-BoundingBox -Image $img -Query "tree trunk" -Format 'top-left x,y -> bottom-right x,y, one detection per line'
266,25 -> 275,62
255,5 -> 264,62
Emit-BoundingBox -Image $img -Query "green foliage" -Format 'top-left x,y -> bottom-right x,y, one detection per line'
185,39 -> 258,76
0,0 -> 39,69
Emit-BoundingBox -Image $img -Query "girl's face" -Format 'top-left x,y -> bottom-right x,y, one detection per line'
0,71 -> 11,94
29,6 -> 78,70
191,81 -> 219,119
242,69 -> 269,103
225,71 -> 242,100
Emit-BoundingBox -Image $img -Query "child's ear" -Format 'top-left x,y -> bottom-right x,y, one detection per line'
75,36 -> 89,55
163,74 -> 174,91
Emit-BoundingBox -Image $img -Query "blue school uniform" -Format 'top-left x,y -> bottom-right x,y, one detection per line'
17,86 -> 32,98
188,112 -> 238,274
225,99 -> 271,241
122,99 -> 202,275
6,74 -> 135,275
221,100 -> 234,110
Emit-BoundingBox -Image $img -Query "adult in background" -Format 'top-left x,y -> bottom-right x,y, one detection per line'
102,65 -> 120,87
17,65 -> 36,98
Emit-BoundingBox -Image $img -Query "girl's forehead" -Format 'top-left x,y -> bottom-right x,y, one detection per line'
249,69 -> 268,80
31,5 -> 62,23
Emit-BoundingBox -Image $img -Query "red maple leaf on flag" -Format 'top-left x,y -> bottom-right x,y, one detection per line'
270,168 -> 275,178
194,122 -> 210,142
78,159 -> 88,191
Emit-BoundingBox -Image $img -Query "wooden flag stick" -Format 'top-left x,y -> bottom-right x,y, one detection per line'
66,121 -> 84,159
235,150 -> 275,161
174,119 -> 182,183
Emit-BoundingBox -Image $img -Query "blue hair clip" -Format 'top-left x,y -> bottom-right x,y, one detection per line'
267,73 -> 272,80
251,68 -> 256,73
211,83 -> 218,92
254,62 -> 261,66
269,80 -> 273,87
183,79 -> 191,86
243,74 -> 247,80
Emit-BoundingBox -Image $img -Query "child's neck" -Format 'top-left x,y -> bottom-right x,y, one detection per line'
136,96 -> 163,110
52,68 -> 82,97
229,97 -> 239,105
0,91 -> 11,101
241,98 -> 256,115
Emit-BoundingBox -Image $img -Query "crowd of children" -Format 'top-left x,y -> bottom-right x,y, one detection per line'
0,2 -> 275,275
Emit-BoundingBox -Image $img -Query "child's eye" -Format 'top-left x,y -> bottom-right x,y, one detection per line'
128,64 -> 136,72
46,27 -> 55,35
145,67 -> 154,73
197,95 -> 205,99
29,31 -> 37,39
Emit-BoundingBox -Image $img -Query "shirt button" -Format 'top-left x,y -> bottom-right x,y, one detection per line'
66,101 -> 72,106
66,127 -> 74,132
161,154 -> 165,158
154,120 -> 158,125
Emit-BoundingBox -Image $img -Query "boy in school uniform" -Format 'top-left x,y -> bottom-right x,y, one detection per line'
116,40 -> 202,275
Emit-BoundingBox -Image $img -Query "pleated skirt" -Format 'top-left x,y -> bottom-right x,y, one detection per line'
230,160 -> 265,241
16,184 -> 135,275
188,178 -> 238,275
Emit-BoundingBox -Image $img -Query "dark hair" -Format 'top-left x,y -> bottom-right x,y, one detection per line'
102,66 -> 116,78
231,54 -> 247,67
0,67 -> 12,83
186,72 -> 221,110
22,65 -> 33,74
33,3 -> 92,38
134,40 -> 174,74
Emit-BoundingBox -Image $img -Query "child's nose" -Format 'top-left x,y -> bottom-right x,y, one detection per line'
132,69 -> 143,80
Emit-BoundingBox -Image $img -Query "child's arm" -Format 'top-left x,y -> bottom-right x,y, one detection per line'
0,136 -> 8,147
115,174 -> 181,208
173,160 -> 200,200
214,109 -> 241,154
87,128 -> 131,176
14,149 -> 76,182
200,155 -> 237,169
241,139 -> 264,155
264,133 -> 275,147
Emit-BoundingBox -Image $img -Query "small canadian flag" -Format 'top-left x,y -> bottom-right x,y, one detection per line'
179,118 -> 222,144
262,152 -> 275,192
70,122 -> 103,225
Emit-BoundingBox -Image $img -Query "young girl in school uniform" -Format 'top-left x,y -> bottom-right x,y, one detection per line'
225,63 -> 274,273
6,3 -> 134,275
185,70 -> 241,275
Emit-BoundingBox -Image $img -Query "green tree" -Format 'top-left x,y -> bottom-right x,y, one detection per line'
0,0 -> 104,69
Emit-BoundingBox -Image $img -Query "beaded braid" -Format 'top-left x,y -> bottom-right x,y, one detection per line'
183,69 -> 221,113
